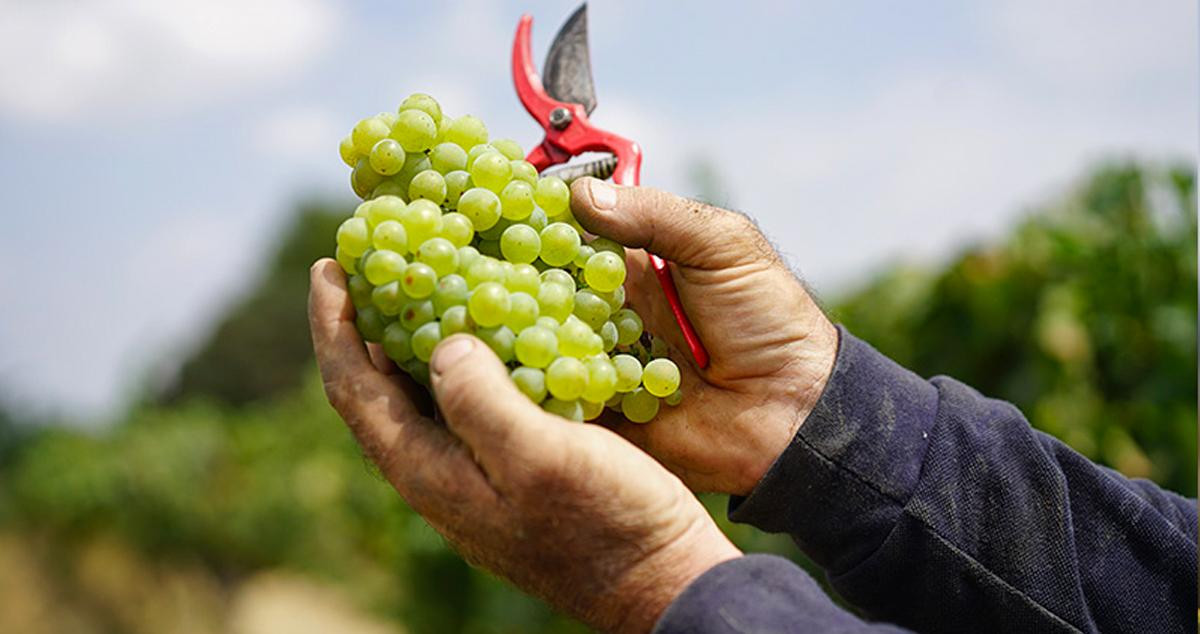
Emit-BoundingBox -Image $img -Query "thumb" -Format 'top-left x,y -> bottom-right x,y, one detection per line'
429,335 -> 559,468
570,177 -> 768,269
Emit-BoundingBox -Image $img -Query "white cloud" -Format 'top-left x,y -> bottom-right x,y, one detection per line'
251,105 -> 342,162
0,0 -> 340,123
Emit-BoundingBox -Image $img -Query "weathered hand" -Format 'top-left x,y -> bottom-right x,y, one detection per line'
572,179 -> 839,496
308,259 -> 740,633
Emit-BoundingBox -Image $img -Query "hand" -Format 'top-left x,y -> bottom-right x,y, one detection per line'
308,260 -> 740,633
572,178 -> 840,496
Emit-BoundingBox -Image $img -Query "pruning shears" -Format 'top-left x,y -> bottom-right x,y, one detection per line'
512,4 -> 711,369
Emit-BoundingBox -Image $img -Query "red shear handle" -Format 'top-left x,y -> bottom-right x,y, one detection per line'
609,149 -> 710,370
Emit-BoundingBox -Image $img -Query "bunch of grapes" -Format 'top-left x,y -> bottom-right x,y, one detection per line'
334,93 -> 682,423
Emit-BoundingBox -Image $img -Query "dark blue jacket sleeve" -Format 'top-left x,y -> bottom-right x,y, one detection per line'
672,327 -> 1196,633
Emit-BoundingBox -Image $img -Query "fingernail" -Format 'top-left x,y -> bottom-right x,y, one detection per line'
589,178 -> 617,210
432,337 -> 474,374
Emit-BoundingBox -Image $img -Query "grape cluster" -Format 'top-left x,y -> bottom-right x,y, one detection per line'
334,93 -> 682,423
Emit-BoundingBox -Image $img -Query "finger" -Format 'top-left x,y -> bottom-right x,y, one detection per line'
309,259 -> 495,512
623,250 -> 691,356
428,334 -> 563,479
368,343 -> 397,374
571,177 -> 774,269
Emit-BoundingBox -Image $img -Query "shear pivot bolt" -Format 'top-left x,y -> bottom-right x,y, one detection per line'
549,107 -> 572,130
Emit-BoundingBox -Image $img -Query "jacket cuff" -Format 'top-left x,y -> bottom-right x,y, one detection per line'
653,554 -> 880,633
728,327 -> 939,574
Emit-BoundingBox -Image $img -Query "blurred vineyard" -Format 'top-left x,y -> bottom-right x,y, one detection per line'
0,161 -> 1193,633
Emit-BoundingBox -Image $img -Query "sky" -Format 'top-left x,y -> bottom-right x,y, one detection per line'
0,0 -> 1195,422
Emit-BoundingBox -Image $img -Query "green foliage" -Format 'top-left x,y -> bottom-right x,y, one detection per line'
159,200 -> 351,406
832,161 -> 1197,495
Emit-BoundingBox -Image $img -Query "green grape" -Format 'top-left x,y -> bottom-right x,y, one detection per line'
458,245 -> 481,272
417,237 -> 459,276
500,180 -> 535,220
477,216 -> 512,241
355,247 -> 374,274
399,93 -> 442,125
431,274 -> 469,316
367,195 -> 406,228
458,187 -> 502,231
546,357 -> 587,400
338,218 -> 369,256
465,256 -> 506,288
372,220 -> 408,253
335,246 -> 358,274
580,398 -> 604,420
348,274 -> 374,309
411,321 -> 442,362
468,282 -> 510,327
435,114 -> 453,143
573,244 -> 596,268
511,160 -> 538,184
353,200 -> 374,220
477,238 -> 502,259
466,143 -> 495,169
371,180 -> 407,199
500,224 -> 541,264
355,305 -> 387,342
369,138 -> 406,175
642,358 -> 681,397
430,142 -> 468,173
573,289 -> 612,330
469,150 -> 513,192
352,116 -> 391,155
402,199 -> 444,247
445,115 -> 488,150
339,135 -> 360,167
363,249 -> 407,285
598,285 -> 626,312
490,138 -> 524,161
537,281 -> 575,322
556,316 -> 595,358
526,207 -> 548,232
401,262 -> 437,298
391,109 -> 438,152
612,354 -> 643,392
605,392 -> 624,410
542,398 -> 583,422
539,222 -> 581,266
408,169 -> 447,204
402,359 -> 431,386
394,152 -> 433,190
443,170 -> 471,209
515,325 -> 558,368
478,325 -> 516,362
377,112 -> 399,128
504,291 -> 540,332
511,367 -> 547,403
664,389 -> 682,406
352,158 -> 384,198
540,268 -> 576,291
589,237 -> 626,258
371,280 -> 407,315
382,322 -> 414,362
582,357 -> 618,403
440,305 -> 473,336
536,316 -> 559,330
650,336 -> 670,358
534,176 -> 570,216
505,263 -> 541,295
437,213 -> 473,248
599,320 -> 618,351
399,299 -> 436,331
613,308 -> 644,346
584,251 -> 626,292
585,333 -> 604,357
621,388 -> 660,423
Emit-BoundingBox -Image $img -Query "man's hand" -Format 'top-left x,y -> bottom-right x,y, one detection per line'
572,179 -> 839,496
309,259 -> 740,633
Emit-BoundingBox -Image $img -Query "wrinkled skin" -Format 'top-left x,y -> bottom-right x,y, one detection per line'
570,178 -> 839,495
310,261 -> 739,632
309,178 -> 838,631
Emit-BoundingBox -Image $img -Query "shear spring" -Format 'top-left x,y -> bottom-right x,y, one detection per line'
540,154 -> 618,183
